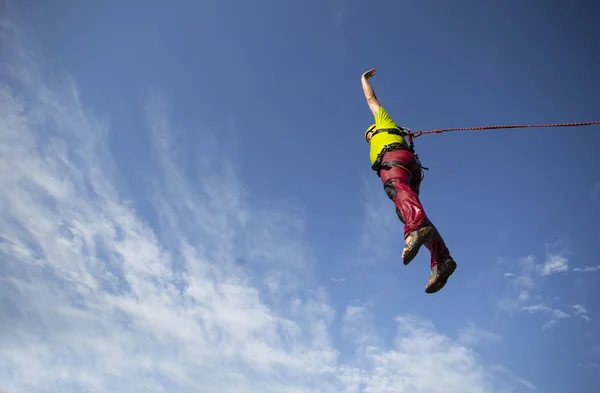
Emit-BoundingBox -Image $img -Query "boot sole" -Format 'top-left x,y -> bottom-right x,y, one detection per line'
403,226 -> 434,265
425,260 -> 457,294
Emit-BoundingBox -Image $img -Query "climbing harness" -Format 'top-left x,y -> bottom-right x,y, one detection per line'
369,127 -> 413,171
369,126 -> 429,180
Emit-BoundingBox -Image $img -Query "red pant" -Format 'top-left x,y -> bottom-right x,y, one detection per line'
378,149 -> 451,268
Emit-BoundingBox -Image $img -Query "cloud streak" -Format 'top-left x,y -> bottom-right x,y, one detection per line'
0,13 -> 531,393
573,265 -> 600,273
457,322 -> 502,347
498,255 -> 539,312
521,304 -> 570,330
498,242 -> 579,329
540,253 -> 568,276
572,304 -> 591,322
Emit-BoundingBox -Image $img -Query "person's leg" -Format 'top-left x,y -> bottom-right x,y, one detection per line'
424,227 -> 452,268
408,165 -> 457,294
407,169 -> 452,269
380,151 -> 429,233
379,149 -> 433,264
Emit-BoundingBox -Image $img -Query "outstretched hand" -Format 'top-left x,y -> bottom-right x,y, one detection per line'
362,68 -> 376,80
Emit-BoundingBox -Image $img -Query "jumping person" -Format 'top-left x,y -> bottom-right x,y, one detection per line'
361,68 -> 457,293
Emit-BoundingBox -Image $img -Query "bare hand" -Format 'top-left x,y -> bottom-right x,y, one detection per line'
362,68 -> 376,80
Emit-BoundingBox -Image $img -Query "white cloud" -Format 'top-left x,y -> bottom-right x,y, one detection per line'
339,313 -> 533,393
540,253 -> 568,276
521,304 -> 570,330
541,319 -> 558,330
498,242 -> 578,330
522,304 -> 569,319
341,304 -> 381,351
0,12 -> 531,393
486,365 -> 536,391
538,241 -> 570,276
572,304 -> 591,322
573,304 -> 587,315
497,255 -> 538,312
573,265 -> 600,273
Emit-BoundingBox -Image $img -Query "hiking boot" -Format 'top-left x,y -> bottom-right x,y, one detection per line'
402,226 -> 434,265
425,258 -> 457,294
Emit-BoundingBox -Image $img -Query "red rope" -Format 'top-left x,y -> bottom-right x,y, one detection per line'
409,121 -> 600,138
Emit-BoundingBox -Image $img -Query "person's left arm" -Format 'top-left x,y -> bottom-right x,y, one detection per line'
361,68 -> 381,117
361,68 -> 401,130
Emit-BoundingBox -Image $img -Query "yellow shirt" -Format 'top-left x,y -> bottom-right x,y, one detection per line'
368,106 -> 407,165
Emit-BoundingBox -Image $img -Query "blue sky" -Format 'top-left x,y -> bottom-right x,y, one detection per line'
1,0 -> 599,392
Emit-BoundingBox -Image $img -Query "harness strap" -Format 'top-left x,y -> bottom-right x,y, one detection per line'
371,127 -> 409,138
371,143 -> 410,174
371,127 -> 429,177
381,160 -> 410,172
404,130 -> 428,177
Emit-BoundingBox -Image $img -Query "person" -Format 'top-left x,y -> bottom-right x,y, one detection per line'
360,68 -> 457,293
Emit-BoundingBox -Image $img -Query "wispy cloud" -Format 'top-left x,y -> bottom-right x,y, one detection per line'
457,322 -> 502,347
573,264 -> 600,273
505,242 -> 598,278
540,252 -> 568,276
521,304 -> 569,319
0,13 -> 529,393
538,240 -> 569,276
356,176 -> 399,265
521,304 -> 570,330
573,304 -> 588,315
487,365 -> 537,391
498,255 -> 539,312
498,241 -> 576,329
338,311 -> 531,393
572,304 -> 591,321
341,304 -> 380,349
